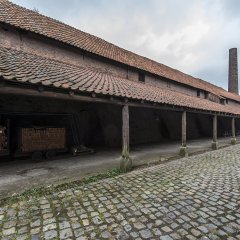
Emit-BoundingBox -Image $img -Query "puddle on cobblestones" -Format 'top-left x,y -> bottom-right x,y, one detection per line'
17,167 -> 52,177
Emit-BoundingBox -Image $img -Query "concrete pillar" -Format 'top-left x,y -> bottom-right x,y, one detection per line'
212,115 -> 218,150
179,111 -> 188,157
120,105 -> 132,172
231,117 -> 237,144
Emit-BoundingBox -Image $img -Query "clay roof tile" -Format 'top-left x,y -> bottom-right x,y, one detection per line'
0,0 -> 240,103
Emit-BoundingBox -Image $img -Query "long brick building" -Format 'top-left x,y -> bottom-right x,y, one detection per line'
0,0 -> 239,171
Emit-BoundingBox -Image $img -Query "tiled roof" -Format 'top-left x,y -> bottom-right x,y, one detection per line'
0,0 -> 240,103
0,46 -> 240,115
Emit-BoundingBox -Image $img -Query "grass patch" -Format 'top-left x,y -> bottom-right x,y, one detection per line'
0,168 -> 122,207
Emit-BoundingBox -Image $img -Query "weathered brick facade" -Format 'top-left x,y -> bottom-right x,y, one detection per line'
0,27 -> 198,97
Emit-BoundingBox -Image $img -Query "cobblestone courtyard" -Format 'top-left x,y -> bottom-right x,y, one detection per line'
1,145 -> 240,240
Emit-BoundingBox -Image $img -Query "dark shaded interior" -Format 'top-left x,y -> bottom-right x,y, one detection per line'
0,94 -> 236,160
186,113 -> 213,139
217,116 -> 232,137
129,107 -> 182,145
236,118 -> 240,136
0,95 -> 123,159
130,108 -> 214,145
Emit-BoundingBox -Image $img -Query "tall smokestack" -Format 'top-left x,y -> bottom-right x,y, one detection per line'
228,48 -> 239,94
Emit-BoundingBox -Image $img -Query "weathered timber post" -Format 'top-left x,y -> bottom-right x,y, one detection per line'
179,111 -> 188,157
212,115 -> 218,150
231,117 -> 237,144
120,105 -> 132,172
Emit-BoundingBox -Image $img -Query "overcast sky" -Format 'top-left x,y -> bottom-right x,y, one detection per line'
11,0 -> 240,90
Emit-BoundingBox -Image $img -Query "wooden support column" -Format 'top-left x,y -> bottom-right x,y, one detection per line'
231,117 -> 237,144
122,105 -> 129,158
182,111 -> 187,147
120,105 -> 132,172
212,115 -> 218,149
179,111 -> 188,157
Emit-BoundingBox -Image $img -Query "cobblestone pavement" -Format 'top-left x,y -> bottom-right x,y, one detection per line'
1,145 -> 240,240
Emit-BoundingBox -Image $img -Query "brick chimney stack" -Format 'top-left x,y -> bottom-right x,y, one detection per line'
228,48 -> 239,94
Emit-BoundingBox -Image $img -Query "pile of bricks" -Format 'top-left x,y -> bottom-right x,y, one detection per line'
0,126 -> 7,151
21,127 -> 66,152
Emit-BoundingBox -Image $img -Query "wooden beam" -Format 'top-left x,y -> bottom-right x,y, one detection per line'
126,101 -> 237,117
212,114 -> 218,149
0,85 -> 119,105
231,117 -> 237,144
0,83 -> 239,118
120,105 -> 132,172
182,111 -> 187,147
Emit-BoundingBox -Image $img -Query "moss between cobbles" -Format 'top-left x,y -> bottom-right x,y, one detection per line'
0,168 -> 122,207
0,145 -> 232,207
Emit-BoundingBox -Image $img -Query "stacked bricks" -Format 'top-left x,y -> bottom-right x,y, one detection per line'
21,128 -> 66,152
0,126 -> 7,151
228,48 -> 239,95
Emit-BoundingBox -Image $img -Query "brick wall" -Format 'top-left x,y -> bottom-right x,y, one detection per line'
21,128 -> 66,152
145,74 -> 198,97
0,25 -> 201,97
0,26 -> 129,80
228,99 -> 240,107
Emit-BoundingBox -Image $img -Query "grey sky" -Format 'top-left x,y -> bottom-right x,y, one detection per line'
11,0 -> 240,90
